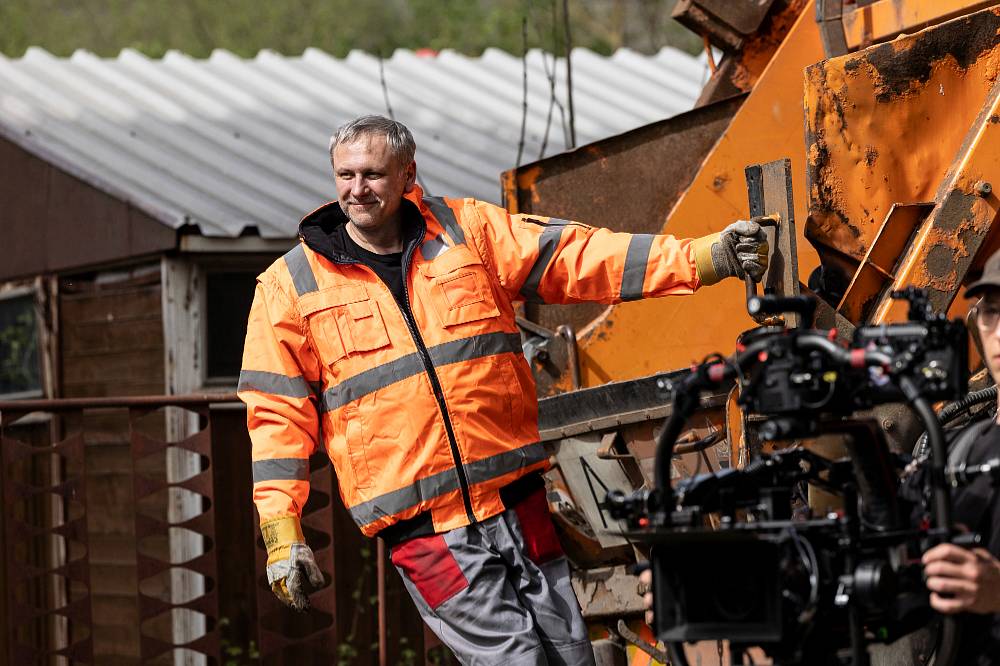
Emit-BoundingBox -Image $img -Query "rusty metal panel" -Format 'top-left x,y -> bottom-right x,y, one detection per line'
672,0 -> 777,52
694,0 -> 808,107
1,425 -> 94,663
805,5 -> 1000,321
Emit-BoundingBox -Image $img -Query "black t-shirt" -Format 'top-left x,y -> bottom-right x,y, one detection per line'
331,225 -> 406,307
952,421 -> 1000,665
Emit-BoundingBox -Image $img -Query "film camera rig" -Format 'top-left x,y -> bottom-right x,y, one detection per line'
606,288 -> 989,666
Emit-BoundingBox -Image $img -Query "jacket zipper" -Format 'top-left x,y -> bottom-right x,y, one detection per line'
398,239 -> 477,525
329,236 -> 477,526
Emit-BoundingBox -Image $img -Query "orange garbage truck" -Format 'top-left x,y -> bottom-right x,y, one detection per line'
503,2 -> 1000,663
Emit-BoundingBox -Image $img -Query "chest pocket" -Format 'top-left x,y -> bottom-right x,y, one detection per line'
419,245 -> 501,328
299,285 -> 391,365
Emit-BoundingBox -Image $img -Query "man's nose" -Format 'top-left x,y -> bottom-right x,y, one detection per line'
350,177 -> 368,197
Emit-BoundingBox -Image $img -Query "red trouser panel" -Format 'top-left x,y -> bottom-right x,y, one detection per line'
390,534 -> 469,609
512,487 -> 564,565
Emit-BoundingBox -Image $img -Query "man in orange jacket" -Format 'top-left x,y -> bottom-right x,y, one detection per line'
239,114 -> 767,664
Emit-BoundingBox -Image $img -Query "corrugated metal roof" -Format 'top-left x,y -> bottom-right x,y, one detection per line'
0,46 -> 707,239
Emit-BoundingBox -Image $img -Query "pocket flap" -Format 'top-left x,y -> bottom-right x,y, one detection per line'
420,245 -> 483,278
298,285 -> 368,316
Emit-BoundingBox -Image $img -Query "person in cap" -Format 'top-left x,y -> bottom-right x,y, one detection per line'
636,251 -> 1000,664
238,114 -> 770,664
918,248 -> 1000,664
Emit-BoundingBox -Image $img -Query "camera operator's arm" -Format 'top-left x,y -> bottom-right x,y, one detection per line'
922,543 -> 1000,614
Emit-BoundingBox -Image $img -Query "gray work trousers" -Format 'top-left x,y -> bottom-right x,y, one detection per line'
389,488 -> 596,665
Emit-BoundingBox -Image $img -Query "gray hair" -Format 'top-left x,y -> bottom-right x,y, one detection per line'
329,115 -> 416,166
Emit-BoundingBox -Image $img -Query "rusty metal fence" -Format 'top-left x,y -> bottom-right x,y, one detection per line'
0,395 -> 442,665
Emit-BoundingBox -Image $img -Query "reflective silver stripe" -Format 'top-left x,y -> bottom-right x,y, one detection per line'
424,197 -> 466,245
284,244 -> 319,296
323,352 -> 425,412
519,225 -> 565,304
621,234 -> 654,301
427,331 -> 522,368
252,458 -> 309,483
421,234 -> 450,261
465,442 -> 549,484
348,466 -> 461,527
238,369 -> 314,398
321,331 -> 522,412
348,441 -> 548,529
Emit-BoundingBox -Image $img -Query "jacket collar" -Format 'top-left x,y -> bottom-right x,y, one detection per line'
298,185 -> 427,264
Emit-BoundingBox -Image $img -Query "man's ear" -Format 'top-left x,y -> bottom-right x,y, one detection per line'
403,160 -> 417,192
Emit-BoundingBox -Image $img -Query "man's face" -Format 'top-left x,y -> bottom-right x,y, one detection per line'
975,289 -> 1000,383
332,136 -> 415,233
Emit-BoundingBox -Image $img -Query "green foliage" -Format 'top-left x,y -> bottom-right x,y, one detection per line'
336,543 -> 374,666
0,298 -> 40,395
427,645 -> 452,664
218,616 -> 261,666
0,0 -> 701,58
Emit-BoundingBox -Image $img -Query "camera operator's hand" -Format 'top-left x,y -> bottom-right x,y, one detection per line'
639,568 -> 654,627
922,543 -> 1000,614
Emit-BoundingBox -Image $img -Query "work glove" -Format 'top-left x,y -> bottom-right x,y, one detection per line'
692,219 -> 769,286
261,515 -> 324,611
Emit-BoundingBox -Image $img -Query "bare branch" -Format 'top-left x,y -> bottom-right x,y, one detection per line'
515,15 -> 529,168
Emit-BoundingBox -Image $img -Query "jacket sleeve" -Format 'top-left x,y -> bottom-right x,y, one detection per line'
238,272 -> 322,526
467,200 -> 701,305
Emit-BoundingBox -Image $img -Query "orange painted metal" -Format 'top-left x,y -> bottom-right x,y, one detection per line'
835,203 -> 933,322
504,0 -> 1000,395
804,6 -> 1000,326
872,77 -> 1000,323
842,0 -> 1000,52
569,4 -> 824,390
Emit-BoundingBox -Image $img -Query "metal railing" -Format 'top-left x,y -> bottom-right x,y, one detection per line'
0,394 -> 442,665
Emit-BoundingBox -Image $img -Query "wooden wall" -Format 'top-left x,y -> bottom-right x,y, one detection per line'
59,265 -> 168,664
0,136 -> 175,283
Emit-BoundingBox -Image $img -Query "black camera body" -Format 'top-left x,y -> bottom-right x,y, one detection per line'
607,289 -> 971,666
738,289 -> 967,438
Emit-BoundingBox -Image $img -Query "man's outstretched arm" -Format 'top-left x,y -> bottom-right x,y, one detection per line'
466,201 -> 767,305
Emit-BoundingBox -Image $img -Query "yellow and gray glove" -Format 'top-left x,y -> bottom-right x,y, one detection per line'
261,516 -> 324,611
692,219 -> 769,286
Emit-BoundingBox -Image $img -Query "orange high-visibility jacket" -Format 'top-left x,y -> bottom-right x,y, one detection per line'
239,185 -> 701,538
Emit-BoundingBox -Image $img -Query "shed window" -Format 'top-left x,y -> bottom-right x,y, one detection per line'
0,294 -> 42,397
205,272 -> 257,381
